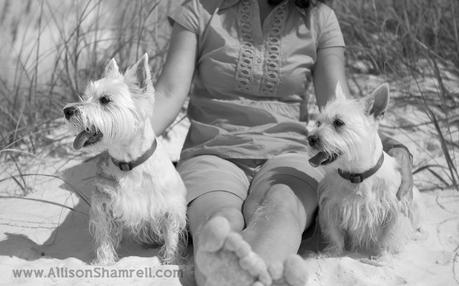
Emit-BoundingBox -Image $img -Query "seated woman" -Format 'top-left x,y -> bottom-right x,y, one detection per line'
151,0 -> 414,285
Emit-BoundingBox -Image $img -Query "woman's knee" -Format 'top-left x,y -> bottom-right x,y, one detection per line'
261,184 -> 307,228
187,192 -> 244,235
211,207 -> 245,231
190,206 -> 244,236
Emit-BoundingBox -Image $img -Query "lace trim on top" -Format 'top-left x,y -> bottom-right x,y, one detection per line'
261,1 -> 287,96
236,0 -> 255,92
236,0 -> 287,96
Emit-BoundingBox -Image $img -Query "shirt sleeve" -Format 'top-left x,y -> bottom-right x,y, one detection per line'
316,4 -> 345,49
168,0 -> 201,35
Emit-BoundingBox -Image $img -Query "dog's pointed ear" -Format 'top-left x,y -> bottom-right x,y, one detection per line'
335,81 -> 346,101
363,83 -> 390,119
104,58 -> 120,78
125,53 -> 153,92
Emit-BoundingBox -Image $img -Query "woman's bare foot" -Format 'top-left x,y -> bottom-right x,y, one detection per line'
269,255 -> 308,286
195,216 -> 272,286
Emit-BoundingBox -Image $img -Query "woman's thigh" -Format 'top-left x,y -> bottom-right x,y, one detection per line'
243,153 -> 325,229
177,155 -> 250,205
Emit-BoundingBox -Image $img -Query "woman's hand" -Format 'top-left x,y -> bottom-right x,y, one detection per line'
387,147 -> 413,202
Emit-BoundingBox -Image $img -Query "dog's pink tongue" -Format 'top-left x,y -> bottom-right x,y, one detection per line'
309,151 -> 328,167
73,131 -> 91,150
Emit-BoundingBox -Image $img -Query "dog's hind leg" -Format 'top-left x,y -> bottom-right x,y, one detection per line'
89,192 -> 123,265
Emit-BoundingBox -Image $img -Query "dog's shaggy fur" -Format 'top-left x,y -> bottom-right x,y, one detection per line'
308,83 -> 420,255
64,54 -> 187,265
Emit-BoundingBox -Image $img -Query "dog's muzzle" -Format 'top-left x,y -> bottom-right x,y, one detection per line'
63,106 -> 104,149
309,151 -> 340,167
73,128 -> 103,150
307,134 -> 320,147
307,135 -> 341,167
63,106 -> 79,120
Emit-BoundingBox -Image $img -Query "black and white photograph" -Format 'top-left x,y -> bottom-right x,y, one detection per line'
0,0 -> 458,285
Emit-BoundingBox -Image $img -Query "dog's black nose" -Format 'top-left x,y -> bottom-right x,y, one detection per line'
308,135 -> 320,147
63,106 -> 77,120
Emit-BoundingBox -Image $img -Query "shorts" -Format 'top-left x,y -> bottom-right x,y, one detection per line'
176,153 -> 325,205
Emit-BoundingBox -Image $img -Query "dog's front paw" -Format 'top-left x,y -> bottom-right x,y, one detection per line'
158,245 -> 176,264
91,256 -> 117,266
92,246 -> 118,266
359,257 -> 385,267
323,245 -> 344,257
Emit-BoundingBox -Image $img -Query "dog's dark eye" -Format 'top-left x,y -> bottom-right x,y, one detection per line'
99,95 -> 111,105
316,121 -> 321,127
334,119 -> 345,128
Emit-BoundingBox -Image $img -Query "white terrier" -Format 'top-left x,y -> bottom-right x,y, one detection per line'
307,83 -> 420,255
63,54 -> 187,265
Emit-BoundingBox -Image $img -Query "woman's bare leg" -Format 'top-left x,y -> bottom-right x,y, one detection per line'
188,191 -> 271,286
241,182 -> 317,286
237,154 -> 321,285
189,182 -> 317,286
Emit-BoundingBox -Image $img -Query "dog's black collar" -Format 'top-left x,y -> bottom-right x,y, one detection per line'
110,139 -> 157,171
338,153 -> 385,184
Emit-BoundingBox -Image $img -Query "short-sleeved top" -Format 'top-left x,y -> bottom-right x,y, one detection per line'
169,0 -> 344,160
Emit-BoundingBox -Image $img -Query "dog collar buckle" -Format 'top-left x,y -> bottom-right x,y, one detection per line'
119,162 -> 132,171
349,174 -> 363,184
110,139 -> 157,172
338,153 -> 385,184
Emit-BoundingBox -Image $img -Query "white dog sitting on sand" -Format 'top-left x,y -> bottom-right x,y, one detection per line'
308,83 -> 420,256
63,54 -> 187,265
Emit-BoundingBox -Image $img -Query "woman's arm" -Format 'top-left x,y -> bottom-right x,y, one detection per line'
151,23 -> 197,135
313,46 -> 349,108
380,132 -> 414,201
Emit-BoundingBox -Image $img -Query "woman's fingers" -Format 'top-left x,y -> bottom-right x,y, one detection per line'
388,147 -> 414,201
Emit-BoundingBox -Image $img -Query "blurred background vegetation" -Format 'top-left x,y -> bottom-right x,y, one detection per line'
0,0 -> 457,192
334,0 -> 458,191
